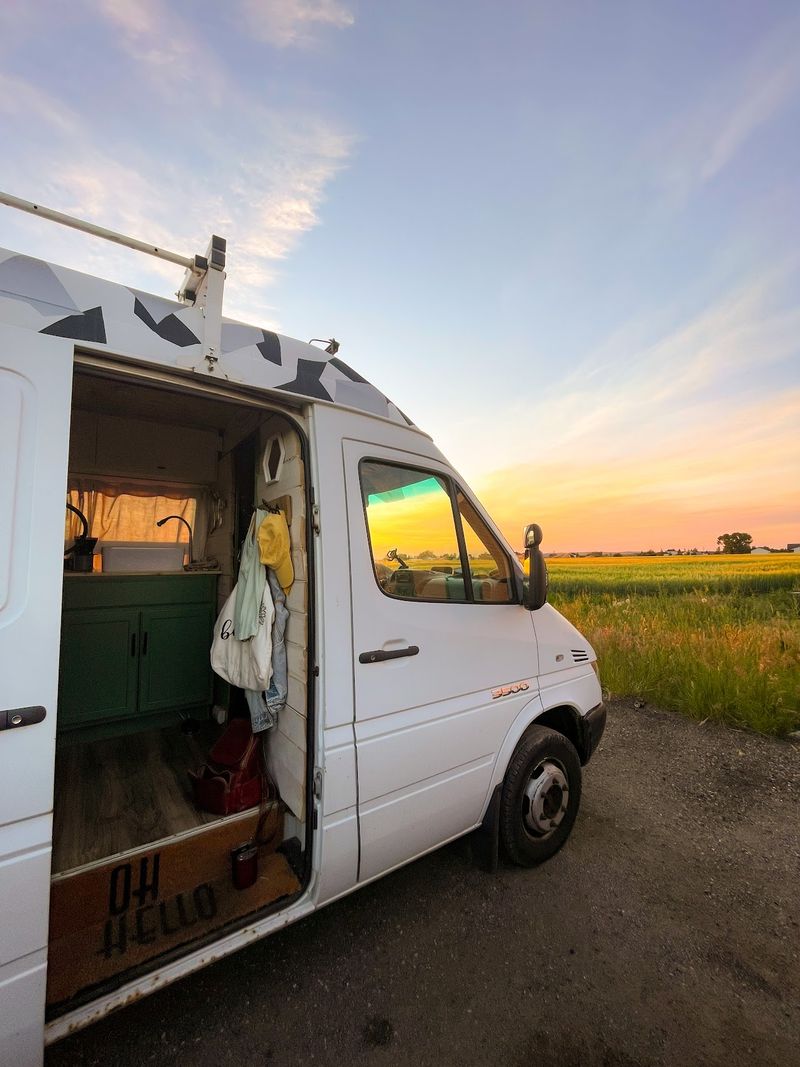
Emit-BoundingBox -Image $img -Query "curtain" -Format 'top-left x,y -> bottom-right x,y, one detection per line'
66,478 -> 209,561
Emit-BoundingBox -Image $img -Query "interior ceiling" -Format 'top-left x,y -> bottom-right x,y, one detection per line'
72,371 -> 264,434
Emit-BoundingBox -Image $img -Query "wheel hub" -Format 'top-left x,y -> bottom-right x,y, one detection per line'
522,760 -> 569,836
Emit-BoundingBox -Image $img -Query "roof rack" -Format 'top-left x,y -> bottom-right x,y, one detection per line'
0,190 -> 227,370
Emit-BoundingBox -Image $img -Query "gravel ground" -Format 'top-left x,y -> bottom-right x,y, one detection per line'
48,699 -> 800,1067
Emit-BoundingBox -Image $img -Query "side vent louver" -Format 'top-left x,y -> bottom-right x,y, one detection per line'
571,649 -> 589,663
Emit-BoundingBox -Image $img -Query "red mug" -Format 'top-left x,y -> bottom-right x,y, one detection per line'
231,843 -> 258,890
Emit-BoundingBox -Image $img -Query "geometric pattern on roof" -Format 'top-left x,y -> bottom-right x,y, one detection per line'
0,247 -> 413,427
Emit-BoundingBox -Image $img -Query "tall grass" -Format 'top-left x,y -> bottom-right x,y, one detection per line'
548,556 -> 800,737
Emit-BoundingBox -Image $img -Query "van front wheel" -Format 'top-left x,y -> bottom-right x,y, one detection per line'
500,725 -> 582,867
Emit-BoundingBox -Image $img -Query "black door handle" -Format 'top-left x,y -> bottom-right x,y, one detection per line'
359,646 -> 420,664
0,706 -> 46,731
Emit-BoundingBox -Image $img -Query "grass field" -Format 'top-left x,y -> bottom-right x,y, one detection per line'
548,554 -> 800,737
386,553 -> 800,737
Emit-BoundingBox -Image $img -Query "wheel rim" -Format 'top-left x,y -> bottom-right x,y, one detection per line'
522,759 -> 569,838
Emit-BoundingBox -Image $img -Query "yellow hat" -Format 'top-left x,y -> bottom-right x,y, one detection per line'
257,511 -> 294,594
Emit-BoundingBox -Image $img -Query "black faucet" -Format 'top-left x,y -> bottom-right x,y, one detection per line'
155,515 -> 193,568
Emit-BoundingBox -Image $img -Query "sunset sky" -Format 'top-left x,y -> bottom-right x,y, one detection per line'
1,1 -> 797,552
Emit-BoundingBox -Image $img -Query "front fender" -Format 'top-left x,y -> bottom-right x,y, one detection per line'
479,691 -> 545,821
478,669 -> 599,821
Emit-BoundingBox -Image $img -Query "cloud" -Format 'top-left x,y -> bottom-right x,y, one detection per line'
87,0 -> 226,97
652,14 -> 800,202
418,262 -> 800,550
0,72 -> 82,136
475,388 -> 800,551
7,3 -> 353,326
431,264 -> 800,489
0,8 -> 354,325
239,0 -> 355,48
92,0 -> 158,36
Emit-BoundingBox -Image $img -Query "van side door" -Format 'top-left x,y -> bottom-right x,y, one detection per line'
0,325 -> 72,1063
343,441 -> 541,882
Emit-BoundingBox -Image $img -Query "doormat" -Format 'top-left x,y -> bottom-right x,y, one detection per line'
47,806 -> 300,1008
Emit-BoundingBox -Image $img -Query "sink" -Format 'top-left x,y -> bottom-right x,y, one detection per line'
101,545 -> 186,573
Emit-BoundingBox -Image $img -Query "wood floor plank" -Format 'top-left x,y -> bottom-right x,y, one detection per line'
52,723 -> 227,873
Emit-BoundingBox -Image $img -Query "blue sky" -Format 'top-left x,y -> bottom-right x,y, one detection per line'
1,1 -> 798,549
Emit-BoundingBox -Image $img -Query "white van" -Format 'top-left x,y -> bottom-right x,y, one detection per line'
0,196 -> 604,1062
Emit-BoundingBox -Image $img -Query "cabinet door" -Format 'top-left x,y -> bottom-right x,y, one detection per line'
138,604 -> 214,713
59,608 -> 140,728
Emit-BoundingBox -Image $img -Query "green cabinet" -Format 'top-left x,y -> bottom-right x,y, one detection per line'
59,607 -> 140,728
138,604 -> 214,713
59,574 -> 217,736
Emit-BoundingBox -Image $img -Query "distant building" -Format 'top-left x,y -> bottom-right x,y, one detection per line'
789,543 -> 800,552
751,547 -> 771,554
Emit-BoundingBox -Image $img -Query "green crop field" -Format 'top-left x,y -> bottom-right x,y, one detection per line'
548,554 -> 800,737
384,552 -> 800,737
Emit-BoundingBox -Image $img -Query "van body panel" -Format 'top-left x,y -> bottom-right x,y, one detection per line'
341,437 -> 542,881
322,725 -> 359,816
0,323 -> 73,1065
0,950 -> 47,1062
539,668 -> 601,710
354,692 -> 525,804
357,756 -> 494,880
313,809 -> 359,905
0,816 -> 52,966
533,603 -> 599,676
308,405 -> 357,733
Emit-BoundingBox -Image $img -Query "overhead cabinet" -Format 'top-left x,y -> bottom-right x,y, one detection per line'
58,574 -> 217,736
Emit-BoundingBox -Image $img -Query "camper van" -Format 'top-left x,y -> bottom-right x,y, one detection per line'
0,194 -> 605,1061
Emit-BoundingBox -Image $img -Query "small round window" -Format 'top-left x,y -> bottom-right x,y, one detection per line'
262,434 -> 285,485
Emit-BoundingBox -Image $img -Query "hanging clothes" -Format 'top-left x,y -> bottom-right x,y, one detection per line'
244,689 -> 276,734
244,570 -> 288,734
234,508 -> 268,640
265,568 -> 289,717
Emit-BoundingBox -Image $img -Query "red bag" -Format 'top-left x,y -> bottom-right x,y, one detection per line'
189,718 -> 265,816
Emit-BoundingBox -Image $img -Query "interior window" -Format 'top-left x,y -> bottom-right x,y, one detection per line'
360,460 -> 467,601
66,487 -> 197,544
456,489 -> 516,603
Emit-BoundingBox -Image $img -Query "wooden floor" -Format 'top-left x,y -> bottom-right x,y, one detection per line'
52,722 -> 228,874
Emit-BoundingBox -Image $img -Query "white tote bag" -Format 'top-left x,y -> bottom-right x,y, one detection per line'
210,578 -> 274,691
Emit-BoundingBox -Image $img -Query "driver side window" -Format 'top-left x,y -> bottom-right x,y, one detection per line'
360,460 -> 467,601
359,459 -> 516,604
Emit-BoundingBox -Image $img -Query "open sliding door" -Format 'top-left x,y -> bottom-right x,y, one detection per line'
0,324 -> 73,1063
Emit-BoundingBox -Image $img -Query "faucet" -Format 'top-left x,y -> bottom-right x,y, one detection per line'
156,515 -> 193,568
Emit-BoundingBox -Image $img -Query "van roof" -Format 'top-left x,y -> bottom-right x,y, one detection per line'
0,246 -> 412,427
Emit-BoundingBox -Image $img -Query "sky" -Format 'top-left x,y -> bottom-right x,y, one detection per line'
1,0 -> 798,552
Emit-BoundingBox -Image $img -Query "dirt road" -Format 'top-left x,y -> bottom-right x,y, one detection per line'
47,700 -> 800,1066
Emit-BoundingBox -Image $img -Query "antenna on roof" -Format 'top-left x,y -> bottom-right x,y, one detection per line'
309,338 -> 340,355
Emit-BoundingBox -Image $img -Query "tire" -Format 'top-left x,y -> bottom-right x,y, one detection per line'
499,725 -> 582,867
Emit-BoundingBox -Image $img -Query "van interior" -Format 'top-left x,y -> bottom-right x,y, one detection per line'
48,366 -> 310,1013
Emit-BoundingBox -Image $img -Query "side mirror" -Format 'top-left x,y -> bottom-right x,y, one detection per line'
523,523 -> 548,610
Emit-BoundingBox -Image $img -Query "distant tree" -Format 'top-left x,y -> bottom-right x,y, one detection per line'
477,551 -> 492,560
418,550 -> 436,560
717,532 -> 753,554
